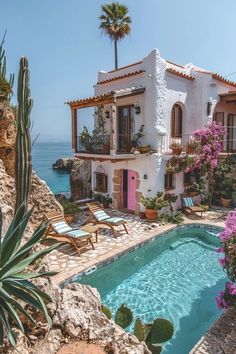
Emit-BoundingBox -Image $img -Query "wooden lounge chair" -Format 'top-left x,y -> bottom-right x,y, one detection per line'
86,202 -> 128,238
44,211 -> 95,256
180,195 -> 204,217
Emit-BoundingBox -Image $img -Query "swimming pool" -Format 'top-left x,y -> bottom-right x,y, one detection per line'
77,225 -> 226,354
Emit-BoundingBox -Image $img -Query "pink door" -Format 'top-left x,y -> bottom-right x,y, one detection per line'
127,170 -> 136,211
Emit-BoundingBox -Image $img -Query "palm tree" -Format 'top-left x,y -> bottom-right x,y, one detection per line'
99,2 -> 131,70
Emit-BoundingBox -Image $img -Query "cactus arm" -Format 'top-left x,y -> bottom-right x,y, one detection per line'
15,57 -> 32,211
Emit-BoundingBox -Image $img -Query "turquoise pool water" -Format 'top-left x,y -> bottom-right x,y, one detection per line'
78,226 -> 226,354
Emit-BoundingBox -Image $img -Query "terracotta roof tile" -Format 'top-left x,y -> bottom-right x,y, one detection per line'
97,70 -> 145,85
212,73 -> 236,88
166,68 -> 195,81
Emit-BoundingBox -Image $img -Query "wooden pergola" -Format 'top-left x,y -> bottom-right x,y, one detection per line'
66,87 -> 145,153
219,91 -> 236,104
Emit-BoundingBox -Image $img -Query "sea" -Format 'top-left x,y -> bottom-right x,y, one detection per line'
32,141 -> 72,195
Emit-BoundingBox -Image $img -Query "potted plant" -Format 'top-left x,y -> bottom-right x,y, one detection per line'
80,126 -> 93,152
139,144 -> 151,154
101,194 -> 112,208
141,192 -> 168,220
184,183 -> 199,197
60,200 -> 80,223
186,141 -> 198,154
220,179 -> 233,208
131,124 -> 145,149
93,192 -> 112,209
170,142 -> 182,155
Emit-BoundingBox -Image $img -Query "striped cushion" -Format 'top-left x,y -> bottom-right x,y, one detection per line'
106,217 -> 125,224
52,221 -> 72,234
67,230 -> 90,238
182,197 -> 194,208
94,210 -> 110,221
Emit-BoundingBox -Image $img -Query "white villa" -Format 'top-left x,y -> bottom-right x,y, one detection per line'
67,49 -> 236,213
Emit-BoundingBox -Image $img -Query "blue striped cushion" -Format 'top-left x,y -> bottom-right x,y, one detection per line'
182,197 -> 194,208
106,217 -> 125,224
52,221 -> 72,234
94,210 -> 110,221
67,230 -> 90,238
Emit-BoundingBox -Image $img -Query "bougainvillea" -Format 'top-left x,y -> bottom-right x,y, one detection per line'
185,121 -> 226,173
216,209 -> 236,310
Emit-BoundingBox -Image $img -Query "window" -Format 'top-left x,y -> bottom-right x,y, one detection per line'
171,104 -> 182,138
183,171 -> 192,186
214,112 -> 224,125
95,172 -> 108,193
164,172 -> 175,190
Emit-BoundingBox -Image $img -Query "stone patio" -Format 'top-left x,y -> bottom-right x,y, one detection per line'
45,207 -> 235,354
190,308 -> 236,354
46,207 -> 227,284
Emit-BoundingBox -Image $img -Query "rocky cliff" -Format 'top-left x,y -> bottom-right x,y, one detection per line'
5,280 -> 150,354
0,159 -> 63,234
0,101 -> 63,232
70,159 -> 91,201
0,102 -> 17,177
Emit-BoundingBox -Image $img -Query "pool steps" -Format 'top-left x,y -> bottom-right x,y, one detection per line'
169,238 -> 216,251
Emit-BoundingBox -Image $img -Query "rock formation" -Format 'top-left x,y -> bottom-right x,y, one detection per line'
0,102 -> 17,177
5,280 -> 150,354
0,159 -> 63,234
52,158 -> 73,171
70,159 -> 91,201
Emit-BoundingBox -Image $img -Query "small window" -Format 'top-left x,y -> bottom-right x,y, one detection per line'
214,112 -> 224,125
165,172 -> 175,190
183,172 -> 192,186
171,104 -> 182,138
95,172 -> 108,193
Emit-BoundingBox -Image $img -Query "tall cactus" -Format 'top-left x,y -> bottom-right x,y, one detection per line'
15,57 -> 33,211
0,30 -> 14,101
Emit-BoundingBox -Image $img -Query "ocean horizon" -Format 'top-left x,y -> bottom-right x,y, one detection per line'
32,140 -> 72,195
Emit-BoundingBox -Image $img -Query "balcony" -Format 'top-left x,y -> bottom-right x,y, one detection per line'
158,130 -> 236,155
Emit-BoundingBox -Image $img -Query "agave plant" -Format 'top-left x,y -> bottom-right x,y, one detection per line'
0,203 -> 59,347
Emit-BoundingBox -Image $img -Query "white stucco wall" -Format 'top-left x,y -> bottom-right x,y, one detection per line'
85,48 -> 236,211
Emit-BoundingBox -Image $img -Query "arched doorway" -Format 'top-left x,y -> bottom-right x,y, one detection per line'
171,103 -> 183,139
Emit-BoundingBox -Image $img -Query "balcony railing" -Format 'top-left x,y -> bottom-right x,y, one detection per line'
158,132 -> 236,154
77,134 -> 110,154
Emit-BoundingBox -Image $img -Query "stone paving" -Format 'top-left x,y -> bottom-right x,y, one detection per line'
46,207 -> 227,284
190,308 -> 236,354
45,207 -> 235,354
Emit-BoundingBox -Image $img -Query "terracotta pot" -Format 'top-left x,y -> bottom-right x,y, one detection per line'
139,145 -> 151,154
187,146 -> 194,154
145,209 -> 158,220
64,214 -> 75,224
102,201 -> 110,209
188,192 -> 197,197
171,147 -> 182,155
139,212 -> 146,219
103,144 -> 110,154
220,197 -> 232,208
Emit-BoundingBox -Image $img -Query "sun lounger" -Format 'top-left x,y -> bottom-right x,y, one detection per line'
86,202 -> 128,238
180,195 -> 204,217
44,211 -> 95,256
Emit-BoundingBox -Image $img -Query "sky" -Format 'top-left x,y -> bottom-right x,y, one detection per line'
1,0 -> 236,142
